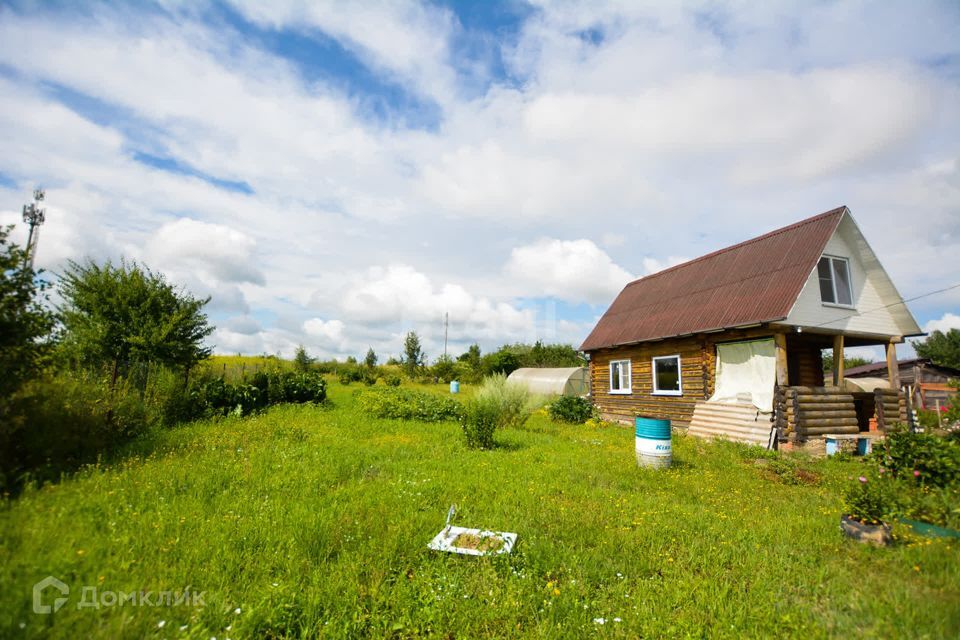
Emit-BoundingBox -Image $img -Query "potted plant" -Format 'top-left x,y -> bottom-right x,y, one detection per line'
841,475 -> 894,546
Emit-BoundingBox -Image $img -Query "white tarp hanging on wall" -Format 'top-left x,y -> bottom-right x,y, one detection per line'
709,339 -> 776,412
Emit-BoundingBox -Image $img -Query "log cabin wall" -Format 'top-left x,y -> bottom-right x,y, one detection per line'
784,386 -> 859,439
588,326 -> 777,428
785,333 -> 827,387
874,388 -> 908,428
589,337 -> 705,427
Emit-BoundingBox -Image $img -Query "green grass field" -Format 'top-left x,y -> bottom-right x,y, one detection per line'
2,381 -> 958,638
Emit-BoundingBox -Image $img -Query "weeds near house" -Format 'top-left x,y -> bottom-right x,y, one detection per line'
844,473 -> 896,525
547,396 -> 594,424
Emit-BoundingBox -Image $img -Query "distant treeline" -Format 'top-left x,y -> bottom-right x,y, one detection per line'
300,338 -> 585,385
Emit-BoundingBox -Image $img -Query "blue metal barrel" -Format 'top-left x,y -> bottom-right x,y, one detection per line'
450,380 -> 460,394
635,416 -> 672,469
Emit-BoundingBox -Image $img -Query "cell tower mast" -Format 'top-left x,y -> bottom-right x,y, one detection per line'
22,188 -> 46,269
443,312 -> 449,358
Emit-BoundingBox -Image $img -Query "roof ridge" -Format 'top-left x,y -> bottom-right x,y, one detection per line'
624,205 -> 847,288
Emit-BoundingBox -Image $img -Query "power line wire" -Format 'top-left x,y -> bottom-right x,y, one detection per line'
810,282 -> 960,329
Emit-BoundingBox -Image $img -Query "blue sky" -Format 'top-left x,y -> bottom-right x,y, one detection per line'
0,0 -> 958,361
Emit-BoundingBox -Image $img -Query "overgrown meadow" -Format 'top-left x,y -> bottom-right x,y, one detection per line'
1,380 -> 958,638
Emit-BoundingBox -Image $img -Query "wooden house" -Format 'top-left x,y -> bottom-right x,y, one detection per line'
845,358 -> 959,413
580,206 -> 922,447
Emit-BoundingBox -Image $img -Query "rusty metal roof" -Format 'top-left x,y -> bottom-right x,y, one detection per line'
845,358 -> 960,378
580,206 -> 847,351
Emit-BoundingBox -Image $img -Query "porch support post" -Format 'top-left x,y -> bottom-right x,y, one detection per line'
832,335 -> 845,387
886,341 -> 900,389
774,333 -> 789,387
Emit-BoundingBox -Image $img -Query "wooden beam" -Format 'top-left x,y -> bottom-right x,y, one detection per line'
774,333 -> 788,386
832,335 -> 845,387
887,341 -> 900,389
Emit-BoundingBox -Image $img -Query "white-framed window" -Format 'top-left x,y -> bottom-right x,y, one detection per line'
609,359 -> 631,394
817,255 -> 853,307
652,355 -> 682,396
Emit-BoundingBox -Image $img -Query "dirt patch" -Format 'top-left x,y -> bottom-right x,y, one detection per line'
453,533 -> 505,553
793,468 -> 822,485
758,463 -> 822,486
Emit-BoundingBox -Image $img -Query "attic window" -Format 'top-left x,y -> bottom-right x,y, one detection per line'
609,359 -> 631,394
817,256 -> 853,307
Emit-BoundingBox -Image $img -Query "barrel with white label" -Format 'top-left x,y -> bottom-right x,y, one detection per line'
635,416 -> 672,469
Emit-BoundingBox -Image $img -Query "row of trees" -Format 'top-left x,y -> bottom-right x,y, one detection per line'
292,331 -> 585,385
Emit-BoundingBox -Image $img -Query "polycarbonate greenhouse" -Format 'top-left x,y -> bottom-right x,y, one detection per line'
506,367 -> 589,396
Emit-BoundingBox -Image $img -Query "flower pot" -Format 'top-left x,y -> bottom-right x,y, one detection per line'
840,514 -> 891,546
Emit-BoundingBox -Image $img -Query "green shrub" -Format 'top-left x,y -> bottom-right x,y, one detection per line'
900,484 -> 960,530
916,409 -> 943,431
431,355 -> 457,383
154,369 -> 208,426
461,398 -> 500,449
269,371 -> 328,405
873,426 -> 960,488
548,396 -> 594,423
190,371 -> 326,418
474,373 -> 534,430
453,360 -> 482,384
458,375 -> 541,449
2,373 -> 151,488
844,474 -> 896,525
382,373 -> 402,387
355,387 -> 462,422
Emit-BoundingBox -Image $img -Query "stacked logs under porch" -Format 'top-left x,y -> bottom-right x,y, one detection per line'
773,385 -> 908,442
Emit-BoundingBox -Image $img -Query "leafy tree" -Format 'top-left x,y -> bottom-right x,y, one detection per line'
913,329 -> 960,370
458,343 -> 481,367
523,341 -> 584,367
58,259 -> 213,385
482,349 -> 520,376
293,345 -> 315,372
364,347 -> 378,368
821,354 -> 874,373
402,331 -> 424,376
432,354 -> 456,381
474,342 -> 584,375
0,225 -> 55,407
385,356 -> 401,366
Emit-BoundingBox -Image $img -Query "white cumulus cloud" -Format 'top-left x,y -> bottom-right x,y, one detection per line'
147,218 -> 264,285
505,238 -> 634,305
923,313 -> 960,334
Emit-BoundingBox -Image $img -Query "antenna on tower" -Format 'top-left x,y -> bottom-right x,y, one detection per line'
443,312 -> 449,358
22,187 -> 46,269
